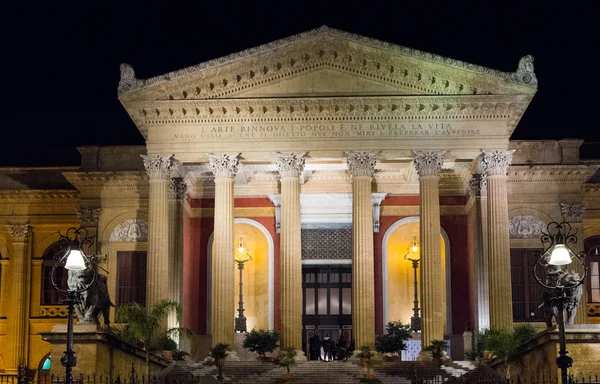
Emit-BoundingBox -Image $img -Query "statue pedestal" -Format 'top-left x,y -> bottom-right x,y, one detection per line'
41,323 -> 169,379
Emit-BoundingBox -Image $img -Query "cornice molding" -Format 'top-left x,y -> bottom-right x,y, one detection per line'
508,166 -> 597,183
119,26 -> 536,98
0,190 -> 79,205
62,172 -> 149,189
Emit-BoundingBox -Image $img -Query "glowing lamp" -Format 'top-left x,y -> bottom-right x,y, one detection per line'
64,244 -> 87,270
547,244 -> 573,266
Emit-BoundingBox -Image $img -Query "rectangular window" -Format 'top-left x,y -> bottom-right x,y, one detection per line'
116,251 -> 147,307
590,261 -> 600,302
329,288 -> 339,315
41,264 -> 67,305
317,288 -> 328,314
511,248 -> 544,322
342,288 -> 351,315
305,288 -> 315,315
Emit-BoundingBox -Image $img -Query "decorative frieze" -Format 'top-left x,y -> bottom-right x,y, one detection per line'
412,150 -> 445,176
141,155 -> 174,180
169,178 -> 188,199
560,203 -> 585,223
468,174 -> 487,197
508,216 -> 546,239
7,224 -> 31,242
76,208 -> 102,227
345,151 -> 378,177
109,219 -> 149,242
275,152 -> 306,178
40,306 -> 69,317
371,193 -> 387,233
208,153 -> 240,178
480,150 -> 515,176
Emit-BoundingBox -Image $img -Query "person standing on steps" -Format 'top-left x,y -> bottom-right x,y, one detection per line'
322,334 -> 332,361
309,333 -> 321,361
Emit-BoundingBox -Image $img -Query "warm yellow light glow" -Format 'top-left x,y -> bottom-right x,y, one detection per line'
237,237 -> 246,253
65,248 -> 86,270
549,244 -> 572,266
410,236 -> 419,253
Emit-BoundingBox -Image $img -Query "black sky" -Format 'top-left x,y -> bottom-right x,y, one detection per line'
3,1 -> 599,166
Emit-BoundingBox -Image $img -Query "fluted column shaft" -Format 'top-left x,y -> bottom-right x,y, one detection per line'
169,179 -> 187,330
346,152 -> 377,349
7,224 -> 31,369
209,153 -> 239,346
481,150 -> 514,330
276,152 -> 305,351
142,155 -> 173,309
560,203 -> 587,324
413,151 -> 445,348
469,175 -> 490,332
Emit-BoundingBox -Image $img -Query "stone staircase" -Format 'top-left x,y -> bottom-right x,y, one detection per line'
164,359 -> 478,383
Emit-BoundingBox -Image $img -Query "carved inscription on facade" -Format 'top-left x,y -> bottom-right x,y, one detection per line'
508,216 -> 546,239
172,122 -> 481,141
109,219 -> 149,242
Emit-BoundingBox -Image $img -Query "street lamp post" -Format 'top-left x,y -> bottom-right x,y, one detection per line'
533,221 -> 587,384
234,237 -> 252,333
404,236 -> 421,332
50,227 -> 96,384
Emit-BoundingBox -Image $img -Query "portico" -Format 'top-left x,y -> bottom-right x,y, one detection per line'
117,26 -> 537,355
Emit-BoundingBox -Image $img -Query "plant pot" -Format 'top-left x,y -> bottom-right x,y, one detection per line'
383,355 -> 401,362
215,357 -> 226,369
432,356 -> 442,367
161,350 -> 173,360
282,372 -> 293,381
363,373 -> 375,380
360,358 -> 369,367
257,355 -> 273,363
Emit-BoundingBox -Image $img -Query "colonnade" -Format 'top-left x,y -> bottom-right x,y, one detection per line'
142,149 -> 516,352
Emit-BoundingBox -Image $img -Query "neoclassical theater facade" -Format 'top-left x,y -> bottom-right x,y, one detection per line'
1,26 -> 599,373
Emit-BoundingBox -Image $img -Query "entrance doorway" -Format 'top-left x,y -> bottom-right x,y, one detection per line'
302,265 -> 352,359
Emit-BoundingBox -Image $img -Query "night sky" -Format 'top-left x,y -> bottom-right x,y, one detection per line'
4,2 -> 598,166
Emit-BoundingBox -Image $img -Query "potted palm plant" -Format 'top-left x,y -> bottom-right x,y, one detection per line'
278,347 -> 297,381
375,321 -> 411,361
209,343 -> 231,381
424,340 -> 448,367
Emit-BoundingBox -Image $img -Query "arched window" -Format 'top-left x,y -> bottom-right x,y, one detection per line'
584,236 -> 600,303
41,242 -> 69,305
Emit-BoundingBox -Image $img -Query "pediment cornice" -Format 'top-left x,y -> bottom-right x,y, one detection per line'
0,190 -> 79,205
118,26 -> 537,102
508,165 -> 599,183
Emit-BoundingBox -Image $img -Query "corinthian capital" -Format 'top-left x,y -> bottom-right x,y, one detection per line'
560,203 -> 585,223
141,154 -> 174,180
345,151 -> 378,177
169,178 -> 188,199
480,149 -> 515,176
7,224 -> 31,242
275,152 -> 306,178
412,150 -> 446,176
208,153 -> 240,178
468,174 -> 487,197
77,208 -> 102,227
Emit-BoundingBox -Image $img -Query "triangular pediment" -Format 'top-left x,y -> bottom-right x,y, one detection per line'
118,26 -> 537,102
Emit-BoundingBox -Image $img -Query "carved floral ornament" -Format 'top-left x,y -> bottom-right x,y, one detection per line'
275,152 -> 306,178
141,154 -> 174,180
509,216 -> 547,239
345,151 -> 378,177
169,178 -> 188,199
6,224 -> 31,242
77,208 -> 102,225
412,150 -> 446,176
118,26 -> 537,97
560,203 -> 585,223
479,149 -> 515,176
468,173 -> 487,196
208,153 -> 240,178
109,219 -> 148,242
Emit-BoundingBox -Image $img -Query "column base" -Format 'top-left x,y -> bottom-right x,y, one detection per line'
294,350 -> 307,361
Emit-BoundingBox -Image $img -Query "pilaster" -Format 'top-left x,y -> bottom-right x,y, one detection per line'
275,152 -> 306,355
6,223 -> 32,369
209,153 -> 239,348
469,174 -> 490,333
560,202 -> 587,324
413,150 -> 446,348
346,151 -> 377,350
76,207 -> 102,255
480,149 -> 514,330
142,154 -> 174,309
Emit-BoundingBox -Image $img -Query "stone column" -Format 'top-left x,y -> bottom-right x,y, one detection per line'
142,155 -> 173,309
168,178 -> 187,330
469,174 -> 490,333
413,151 -> 446,348
346,152 -> 377,350
7,224 -> 32,369
480,149 -> 515,330
209,153 -> 239,348
560,203 -> 587,324
275,152 -> 306,356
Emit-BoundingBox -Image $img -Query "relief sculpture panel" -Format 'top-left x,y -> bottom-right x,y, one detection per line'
109,219 -> 149,242
509,215 -> 546,239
